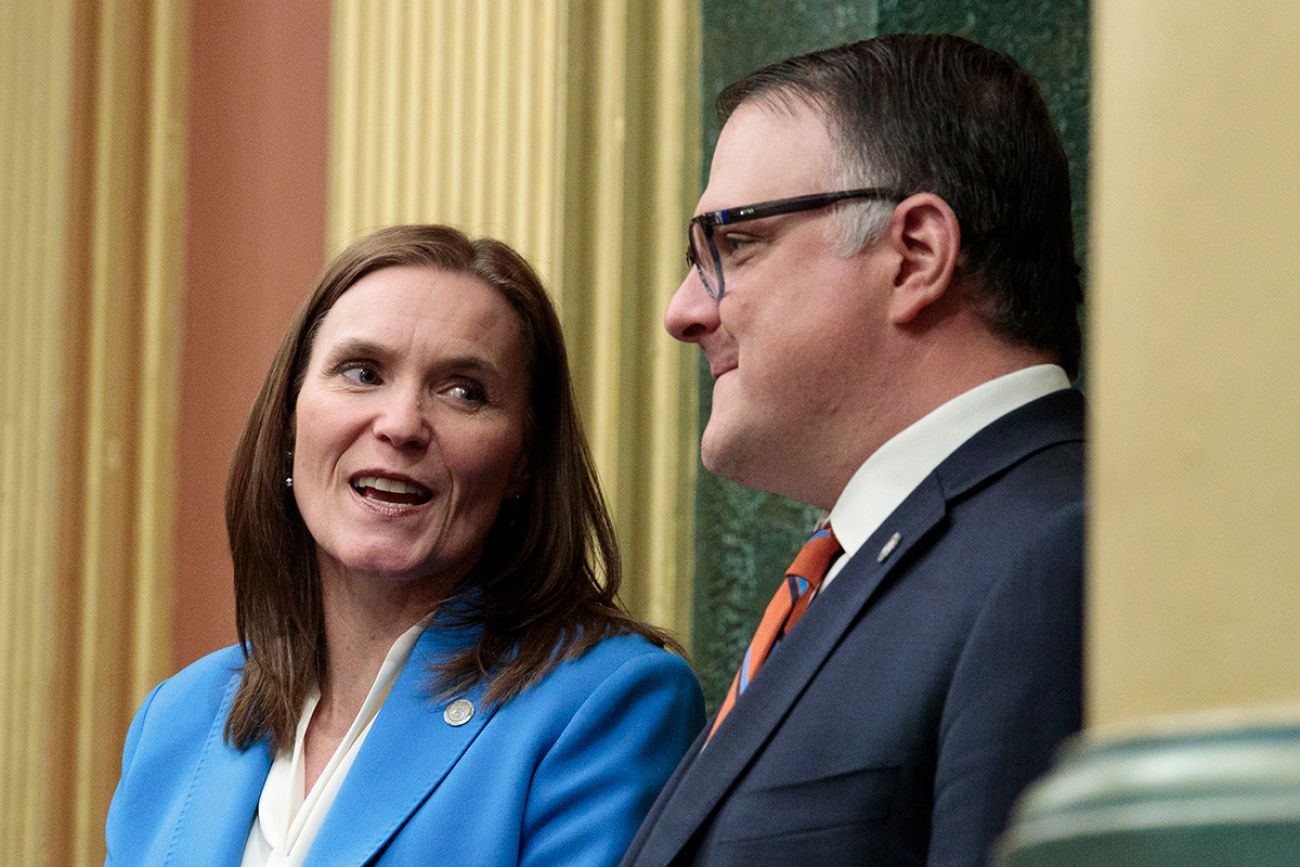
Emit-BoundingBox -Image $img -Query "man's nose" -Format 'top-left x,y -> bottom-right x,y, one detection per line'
664,267 -> 720,343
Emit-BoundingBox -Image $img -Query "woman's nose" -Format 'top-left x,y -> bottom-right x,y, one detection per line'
372,389 -> 431,449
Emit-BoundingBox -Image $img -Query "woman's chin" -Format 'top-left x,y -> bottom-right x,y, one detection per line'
323,548 -> 469,590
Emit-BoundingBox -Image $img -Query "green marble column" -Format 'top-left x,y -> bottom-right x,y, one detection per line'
998,720 -> 1300,865
691,0 -> 1090,712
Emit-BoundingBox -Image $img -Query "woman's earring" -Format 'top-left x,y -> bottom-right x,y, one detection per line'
506,493 -> 523,527
285,450 -> 294,489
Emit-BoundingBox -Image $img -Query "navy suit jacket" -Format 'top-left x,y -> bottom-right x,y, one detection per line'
621,390 -> 1086,867
106,627 -> 703,866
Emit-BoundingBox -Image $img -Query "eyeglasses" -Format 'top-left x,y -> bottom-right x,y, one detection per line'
686,187 -> 908,299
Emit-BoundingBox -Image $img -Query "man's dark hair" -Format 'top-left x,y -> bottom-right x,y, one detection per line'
719,34 -> 1082,377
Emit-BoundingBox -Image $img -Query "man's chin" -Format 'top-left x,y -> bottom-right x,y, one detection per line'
700,423 -> 754,485
701,422 -> 818,504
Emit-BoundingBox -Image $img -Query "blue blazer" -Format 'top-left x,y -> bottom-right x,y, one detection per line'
106,628 -> 704,866
622,390 -> 1086,867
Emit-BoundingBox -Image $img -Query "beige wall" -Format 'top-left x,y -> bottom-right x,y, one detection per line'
1089,2 -> 1300,727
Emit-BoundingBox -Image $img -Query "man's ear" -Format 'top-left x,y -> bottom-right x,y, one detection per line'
881,193 -> 961,325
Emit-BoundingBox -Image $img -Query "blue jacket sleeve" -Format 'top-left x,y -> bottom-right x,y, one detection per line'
104,679 -> 166,865
520,648 -> 705,866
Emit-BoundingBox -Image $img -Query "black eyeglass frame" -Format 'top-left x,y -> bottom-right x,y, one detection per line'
686,187 -> 909,299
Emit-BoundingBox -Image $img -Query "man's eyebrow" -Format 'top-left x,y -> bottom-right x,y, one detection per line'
715,213 -> 785,233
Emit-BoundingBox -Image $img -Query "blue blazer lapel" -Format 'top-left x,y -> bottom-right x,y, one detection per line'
304,623 -> 494,866
170,670 -> 273,866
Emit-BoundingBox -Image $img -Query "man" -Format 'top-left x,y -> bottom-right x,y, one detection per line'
622,34 -> 1084,866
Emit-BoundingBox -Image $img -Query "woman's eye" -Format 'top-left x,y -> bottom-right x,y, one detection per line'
448,381 -> 487,405
339,364 -> 381,386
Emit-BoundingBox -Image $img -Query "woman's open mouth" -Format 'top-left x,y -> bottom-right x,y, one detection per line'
349,474 -> 434,506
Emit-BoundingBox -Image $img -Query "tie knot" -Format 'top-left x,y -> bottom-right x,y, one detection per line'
786,526 -> 842,592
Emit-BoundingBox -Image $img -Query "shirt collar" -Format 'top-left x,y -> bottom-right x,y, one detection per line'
827,364 -> 1071,564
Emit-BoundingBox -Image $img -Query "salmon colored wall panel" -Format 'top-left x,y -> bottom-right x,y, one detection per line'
177,0 -> 329,668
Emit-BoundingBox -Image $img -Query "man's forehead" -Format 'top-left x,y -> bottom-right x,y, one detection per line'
698,99 -> 837,212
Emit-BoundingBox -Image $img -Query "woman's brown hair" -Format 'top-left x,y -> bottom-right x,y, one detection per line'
224,225 -> 676,751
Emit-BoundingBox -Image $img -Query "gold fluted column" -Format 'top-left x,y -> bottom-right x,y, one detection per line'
0,4 -> 73,860
1089,2 -> 1300,726
0,1 -> 188,863
329,0 -> 701,641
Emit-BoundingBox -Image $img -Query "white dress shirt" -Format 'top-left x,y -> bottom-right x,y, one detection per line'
240,612 -> 436,867
821,364 -> 1071,590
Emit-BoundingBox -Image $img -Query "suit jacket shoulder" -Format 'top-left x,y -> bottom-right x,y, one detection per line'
622,390 -> 1084,867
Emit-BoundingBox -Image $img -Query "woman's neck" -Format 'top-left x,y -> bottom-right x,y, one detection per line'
313,564 -> 454,733
301,565 -> 453,793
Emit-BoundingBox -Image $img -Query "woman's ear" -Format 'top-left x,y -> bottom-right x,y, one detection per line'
881,193 -> 961,325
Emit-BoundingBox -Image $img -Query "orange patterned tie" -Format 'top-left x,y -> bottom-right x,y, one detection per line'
708,526 -> 842,741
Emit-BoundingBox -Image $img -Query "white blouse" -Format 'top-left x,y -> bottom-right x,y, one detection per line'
240,612 -> 436,866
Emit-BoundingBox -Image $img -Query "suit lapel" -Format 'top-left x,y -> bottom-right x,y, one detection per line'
628,389 -> 1086,865
304,622 -> 493,866
931,389 -> 1085,501
169,669 -> 272,866
631,476 -> 949,865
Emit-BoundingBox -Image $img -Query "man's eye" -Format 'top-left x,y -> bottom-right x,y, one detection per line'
715,233 -> 757,261
339,364 -> 381,386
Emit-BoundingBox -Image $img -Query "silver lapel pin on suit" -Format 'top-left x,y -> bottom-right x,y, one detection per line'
877,531 -> 902,563
443,698 -> 475,726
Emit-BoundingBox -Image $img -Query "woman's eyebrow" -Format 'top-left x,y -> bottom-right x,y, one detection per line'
436,355 -> 504,379
323,337 -> 388,360
325,338 -> 501,375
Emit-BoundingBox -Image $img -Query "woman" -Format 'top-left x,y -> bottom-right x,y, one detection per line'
105,225 -> 704,866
